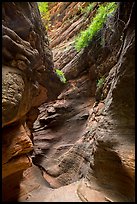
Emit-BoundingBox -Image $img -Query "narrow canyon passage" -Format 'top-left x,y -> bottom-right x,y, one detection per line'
2,2 -> 135,202
19,3 -> 97,201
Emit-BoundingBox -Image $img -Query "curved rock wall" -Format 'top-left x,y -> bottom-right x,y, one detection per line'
2,2 -> 63,201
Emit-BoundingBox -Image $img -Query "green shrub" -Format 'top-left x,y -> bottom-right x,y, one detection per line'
55,69 -> 67,83
38,2 -> 50,29
97,77 -> 105,89
38,2 -> 48,15
75,2 -> 118,51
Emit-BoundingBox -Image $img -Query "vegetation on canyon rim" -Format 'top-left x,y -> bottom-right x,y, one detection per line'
38,2 -> 67,84
37,2 -> 116,85
38,2 -> 49,14
38,2 -> 118,52
75,2 -> 118,51
38,2 -> 50,29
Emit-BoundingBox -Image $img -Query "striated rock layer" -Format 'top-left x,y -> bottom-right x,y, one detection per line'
2,2 -> 63,202
32,2 -> 135,202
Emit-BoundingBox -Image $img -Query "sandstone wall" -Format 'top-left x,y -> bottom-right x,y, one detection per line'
2,2 -> 63,201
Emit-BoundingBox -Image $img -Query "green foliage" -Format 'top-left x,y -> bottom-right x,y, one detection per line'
78,3 -> 95,15
75,2 -> 118,51
38,2 -> 50,29
83,2 -> 96,15
38,2 -> 49,15
97,77 -> 105,89
85,3 -> 95,13
55,69 -> 67,83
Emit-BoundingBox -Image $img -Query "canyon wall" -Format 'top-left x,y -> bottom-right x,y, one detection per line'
2,2 -> 63,201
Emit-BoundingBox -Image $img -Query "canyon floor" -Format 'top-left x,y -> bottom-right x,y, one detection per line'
19,164 -> 130,202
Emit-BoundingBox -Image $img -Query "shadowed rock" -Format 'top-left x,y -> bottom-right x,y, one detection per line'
2,2 -> 64,202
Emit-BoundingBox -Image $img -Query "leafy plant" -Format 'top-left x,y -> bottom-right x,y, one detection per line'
78,3 -> 95,15
55,69 -> 67,83
75,2 -> 118,51
38,2 -> 49,15
38,2 -> 50,29
97,77 -> 105,89
83,2 -> 96,15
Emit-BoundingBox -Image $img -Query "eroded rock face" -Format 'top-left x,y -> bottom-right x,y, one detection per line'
2,2 -> 63,201
2,2 -> 63,128
32,2 -> 135,202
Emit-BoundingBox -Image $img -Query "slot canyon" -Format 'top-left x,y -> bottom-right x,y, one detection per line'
2,2 -> 135,202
